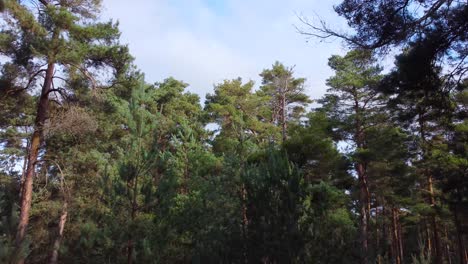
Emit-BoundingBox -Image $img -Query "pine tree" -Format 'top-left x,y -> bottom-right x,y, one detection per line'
380,41 -> 456,263
321,49 -> 384,264
258,62 -> 311,142
205,78 -> 276,155
1,0 -> 130,261
115,81 -> 159,264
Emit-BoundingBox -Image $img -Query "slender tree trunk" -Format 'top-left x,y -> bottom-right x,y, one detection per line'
183,147 -> 189,194
127,218 -> 134,264
14,61 -> 55,263
428,174 -> 443,264
454,201 -> 467,264
50,200 -> 68,264
392,207 -> 401,264
354,90 -> 369,264
375,200 -> 381,259
281,91 -> 287,142
127,231 -> 133,264
127,170 -> 139,264
358,163 -> 369,264
445,226 -> 452,264
418,112 -> 442,264
382,204 -> 391,260
241,183 -> 249,263
397,210 -> 404,263
425,220 -> 432,256
126,205 -> 136,264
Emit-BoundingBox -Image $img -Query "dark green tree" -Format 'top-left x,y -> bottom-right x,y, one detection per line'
1,1 -> 131,261
320,49 -> 384,264
284,111 -> 352,188
379,41 -> 459,263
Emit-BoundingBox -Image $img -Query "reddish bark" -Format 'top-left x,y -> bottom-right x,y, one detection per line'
15,62 -> 55,263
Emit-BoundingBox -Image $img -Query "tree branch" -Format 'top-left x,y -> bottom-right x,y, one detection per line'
7,69 -> 47,95
296,0 -> 449,50
68,63 -> 97,89
38,0 -> 49,7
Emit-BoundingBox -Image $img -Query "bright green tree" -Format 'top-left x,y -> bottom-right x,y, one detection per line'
258,62 -> 311,141
205,78 -> 276,155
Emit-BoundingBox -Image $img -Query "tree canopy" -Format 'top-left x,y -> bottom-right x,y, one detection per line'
0,0 -> 466,263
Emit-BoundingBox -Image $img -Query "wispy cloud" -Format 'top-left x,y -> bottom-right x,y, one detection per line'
101,0 -> 348,100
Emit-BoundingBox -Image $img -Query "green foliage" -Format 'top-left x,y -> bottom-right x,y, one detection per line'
0,1 -> 466,263
258,62 -> 311,140
300,182 -> 357,263
243,150 -> 356,263
284,111 -> 352,188
205,78 -> 276,154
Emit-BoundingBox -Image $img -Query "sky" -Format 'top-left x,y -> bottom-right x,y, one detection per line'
101,0 -> 351,102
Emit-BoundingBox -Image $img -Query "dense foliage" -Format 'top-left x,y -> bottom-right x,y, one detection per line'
0,0 -> 466,263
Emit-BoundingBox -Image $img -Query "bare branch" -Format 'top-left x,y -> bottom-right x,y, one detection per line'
68,63 -> 97,89
6,69 -> 47,95
296,0 -> 450,50
50,99 -> 63,106
52,76 -> 70,83
295,14 -> 355,43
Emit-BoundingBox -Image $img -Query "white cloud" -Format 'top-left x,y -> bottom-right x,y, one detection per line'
101,0 -> 349,101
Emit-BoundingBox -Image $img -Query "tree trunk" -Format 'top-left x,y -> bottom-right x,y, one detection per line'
425,220 -> 432,256
398,213 -> 404,263
50,200 -> 68,264
127,171 -> 139,264
14,61 -> 55,264
354,90 -> 369,264
375,200 -> 381,259
281,91 -> 287,142
358,162 -> 369,264
392,207 -> 401,264
127,233 -> 134,264
454,201 -> 467,264
241,183 -> 249,263
418,111 -> 442,264
382,204 -> 391,260
428,174 -> 443,264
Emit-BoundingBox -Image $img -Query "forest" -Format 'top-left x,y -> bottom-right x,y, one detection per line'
0,0 -> 466,263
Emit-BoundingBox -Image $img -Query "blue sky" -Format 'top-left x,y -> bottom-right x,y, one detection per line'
101,0 -> 350,101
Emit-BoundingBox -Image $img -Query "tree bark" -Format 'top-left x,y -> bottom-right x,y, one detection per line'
454,200 -> 467,264
382,204 -> 391,260
375,200 -> 381,259
49,200 -> 68,264
127,171 -> 138,264
425,220 -> 432,255
428,173 -> 443,264
358,162 -> 369,264
353,88 -> 369,264
398,213 -> 404,263
241,183 -> 249,263
14,61 -> 55,264
418,111 -> 442,264
392,208 -> 401,264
